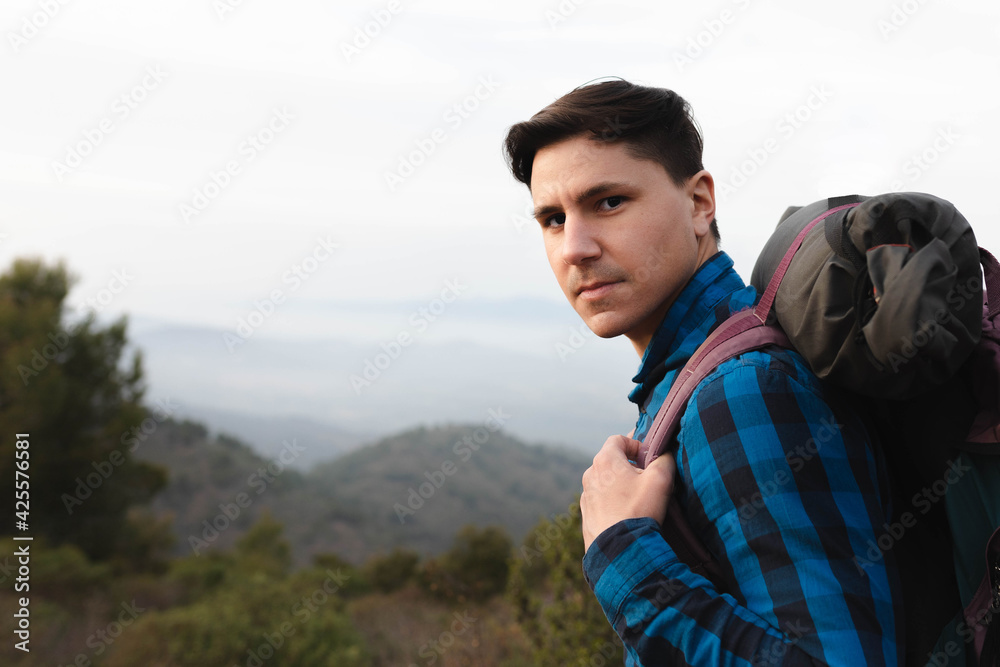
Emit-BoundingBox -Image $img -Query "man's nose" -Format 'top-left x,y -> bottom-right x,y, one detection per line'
559,216 -> 601,265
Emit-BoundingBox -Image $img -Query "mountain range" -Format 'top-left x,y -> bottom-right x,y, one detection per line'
137,416 -> 592,565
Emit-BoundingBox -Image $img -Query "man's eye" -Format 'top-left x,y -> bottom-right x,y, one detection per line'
599,196 -> 625,211
542,213 -> 566,228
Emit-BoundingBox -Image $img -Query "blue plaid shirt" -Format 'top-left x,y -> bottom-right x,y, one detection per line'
582,252 -> 902,666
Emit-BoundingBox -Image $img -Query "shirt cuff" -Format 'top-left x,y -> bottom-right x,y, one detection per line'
582,517 -> 682,622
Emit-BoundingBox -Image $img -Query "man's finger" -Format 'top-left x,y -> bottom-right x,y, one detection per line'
596,435 -> 642,472
609,433 -> 645,463
596,435 -> 626,461
644,452 -> 677,491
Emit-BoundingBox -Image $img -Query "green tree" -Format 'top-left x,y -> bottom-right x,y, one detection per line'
506,500 -> 624,666
168,549 -> 237,605
422,524 -> 513,601
235,511 -> 292,578
363,547 -> 420,593
0,258 -> 168,566
104,518 -> 369,667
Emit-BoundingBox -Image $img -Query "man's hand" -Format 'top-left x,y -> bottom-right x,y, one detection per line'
580,435 -> 676,552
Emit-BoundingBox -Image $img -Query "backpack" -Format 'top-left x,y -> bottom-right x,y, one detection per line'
637,193 -> 1000,667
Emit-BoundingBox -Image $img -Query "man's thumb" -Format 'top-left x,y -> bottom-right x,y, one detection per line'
644,452 -> 676,491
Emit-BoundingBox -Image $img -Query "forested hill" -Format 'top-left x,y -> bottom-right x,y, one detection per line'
137,417 -> 590,565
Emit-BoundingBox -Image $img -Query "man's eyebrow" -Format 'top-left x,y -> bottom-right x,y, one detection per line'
532,181 -> 635,219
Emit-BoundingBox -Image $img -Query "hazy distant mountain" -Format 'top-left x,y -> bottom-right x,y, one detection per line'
139,417 -> 591,565
175,404 -> 369,469
127,298 -> 640,458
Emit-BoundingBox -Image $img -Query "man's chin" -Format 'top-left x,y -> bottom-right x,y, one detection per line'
579,313 -> 630,339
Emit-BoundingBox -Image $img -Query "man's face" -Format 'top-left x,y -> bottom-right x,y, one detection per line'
530,134 -> 716,354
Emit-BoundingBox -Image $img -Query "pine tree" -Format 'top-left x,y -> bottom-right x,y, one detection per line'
0,258 -> 168,566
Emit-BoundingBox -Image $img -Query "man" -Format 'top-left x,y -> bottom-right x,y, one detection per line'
503,79 -> 902,666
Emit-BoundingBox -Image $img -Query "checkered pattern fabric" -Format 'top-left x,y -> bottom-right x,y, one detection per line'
582,252 -> 903,666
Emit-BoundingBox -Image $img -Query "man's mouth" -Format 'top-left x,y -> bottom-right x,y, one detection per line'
577,280 -> 621,299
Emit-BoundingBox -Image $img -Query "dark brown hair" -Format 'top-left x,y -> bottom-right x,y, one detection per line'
503,78 -> 719,241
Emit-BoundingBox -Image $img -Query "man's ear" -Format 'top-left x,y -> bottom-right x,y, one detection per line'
687,170 -> 716,238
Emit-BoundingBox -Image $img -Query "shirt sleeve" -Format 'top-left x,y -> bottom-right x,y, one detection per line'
582,354 -> 902,667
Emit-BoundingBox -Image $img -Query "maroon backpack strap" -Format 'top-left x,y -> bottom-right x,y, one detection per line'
982,247 -> 1000,320
637,310 -> 790,468
965,527 -> 1000,664
636,201 -> 861,591
967,248 -> 1000,445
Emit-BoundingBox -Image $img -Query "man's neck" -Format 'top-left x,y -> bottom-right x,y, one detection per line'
627,236 -> 720,357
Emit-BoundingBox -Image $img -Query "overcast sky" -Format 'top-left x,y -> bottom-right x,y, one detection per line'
2,0 -> 999,433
